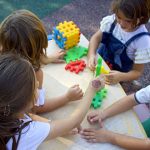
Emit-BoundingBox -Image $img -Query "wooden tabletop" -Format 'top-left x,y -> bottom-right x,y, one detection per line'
39,34 -> 146,150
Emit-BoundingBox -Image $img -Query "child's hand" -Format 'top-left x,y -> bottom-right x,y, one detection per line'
87,110 -> 106,128
69,125 -> 82,135
88,55 -> 96,71
90,75 -> 105,92
80,128 -> 113,143
50,50 -> 66,63
66,85 -> 83,102
105,70 -> 122,85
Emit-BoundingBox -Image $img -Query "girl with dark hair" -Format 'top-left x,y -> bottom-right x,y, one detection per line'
0,53 -> 104,150
0,9 -> 83,114
87,0 -> 150,85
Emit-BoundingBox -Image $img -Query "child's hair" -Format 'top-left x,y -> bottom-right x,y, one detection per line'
0,9 -> 48,70
111,0 -> 150,26
0,53 -> 35,150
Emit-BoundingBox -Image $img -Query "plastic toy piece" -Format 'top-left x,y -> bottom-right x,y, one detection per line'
95,56 -> 102,77
47,34 -> 53,41
133,104 -> 150,137
101,66 -> 109,74
95,56 -> 109,76
142,118 -> 150,137
64,46 -> 88,63
65,60 -> 86,74
53,21 -> 80,49
91,88 -> 107,109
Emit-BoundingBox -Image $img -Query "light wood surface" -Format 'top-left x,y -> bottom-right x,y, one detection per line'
38,34 -> 146,150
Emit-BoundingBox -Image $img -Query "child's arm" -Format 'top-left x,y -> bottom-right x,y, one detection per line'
45,77 -> 105,140
102,94 -> 137,119
109,131 -> 150,150
35,85 -> 83,114
81,94 -> 150,149
81,128 -> 150,150
88,30 -> 103,71
105,64 -> 144,84
40,50 -> 66,64
87,94 -> 137,126
35,69 -> 83,113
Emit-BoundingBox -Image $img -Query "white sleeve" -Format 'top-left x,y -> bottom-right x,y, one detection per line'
100,14 -> 115,32
18,121 -> 50,150
134,85 -> 150,104
134,36 -> 150,64
36,88 -> 45,106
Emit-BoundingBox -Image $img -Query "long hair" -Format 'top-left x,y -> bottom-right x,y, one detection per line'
0,53 -> 36,150
111,0 -> 150,26
0,9 -> 48,70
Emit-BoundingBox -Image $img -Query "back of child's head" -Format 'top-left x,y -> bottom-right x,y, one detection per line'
0,9 -> 48,70
111,0 -> 150,26
0,53 -> 35,149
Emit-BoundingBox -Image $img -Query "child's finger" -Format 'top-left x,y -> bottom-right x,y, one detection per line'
87,115 -> 99,123
98,118 -> 103,128
71,84 -> 79,88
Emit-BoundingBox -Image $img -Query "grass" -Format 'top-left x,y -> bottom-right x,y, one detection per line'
0,0 -> 73,22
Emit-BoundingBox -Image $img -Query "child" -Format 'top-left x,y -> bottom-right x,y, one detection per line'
0,9 -> 83,114
0,53 -> 104,150
88,0 -> 150,85
80,85 -> 150,149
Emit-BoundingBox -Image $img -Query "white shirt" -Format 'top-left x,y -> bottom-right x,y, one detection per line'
36,88 -> 45,106
7,115 -> 50,150
135,85 -> 150,104
100,14 -> 150,64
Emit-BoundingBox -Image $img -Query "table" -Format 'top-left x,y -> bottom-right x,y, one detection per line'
38,34 -> 146,150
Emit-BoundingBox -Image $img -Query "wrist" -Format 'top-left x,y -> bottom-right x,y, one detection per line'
64,93 -> 70,102
88,53 -> 95,59
101,110 -> 107,121
108,131 -> 116,144
100,129 -> 116,143
119,72 -> 127,82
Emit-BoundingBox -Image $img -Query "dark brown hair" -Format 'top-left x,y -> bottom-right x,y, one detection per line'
0,9 -> 48,70
111,0 -> 150,26
0,53 -> 35,150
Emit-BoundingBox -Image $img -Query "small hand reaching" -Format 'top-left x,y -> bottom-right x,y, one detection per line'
88,55 -> 96,71
50,50 -> 66,63
87,110 -> 106,128
66,85 -> 83,102
80,128 -> 113,143
105,70 -> 122,85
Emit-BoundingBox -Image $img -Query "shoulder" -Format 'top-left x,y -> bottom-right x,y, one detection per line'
7,120 -> 50,150
133,25 -> 150,64
135,85 -> 150,104
100,14 -> 115,32
19,121 -> 50,149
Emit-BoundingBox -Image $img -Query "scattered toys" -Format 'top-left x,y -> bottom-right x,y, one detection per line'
53,21 -> 80,49
64,46 -> 88,63
65,60 -> 86,74
91,56 -> 109,109
91,88 -> 107,109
